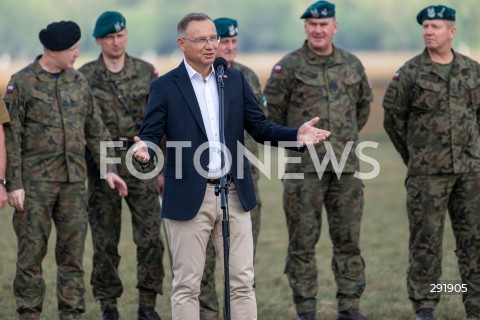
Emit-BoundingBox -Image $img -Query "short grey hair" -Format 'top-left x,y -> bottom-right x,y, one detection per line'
177,12 -> 212,37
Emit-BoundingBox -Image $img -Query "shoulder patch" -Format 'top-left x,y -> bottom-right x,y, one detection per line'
392,71 -> 401,80
273,65 -> 282,73
261,96 -> 268,108
383,87 -> 398,105
153,69 -> 159,77
7,85 -> 14,93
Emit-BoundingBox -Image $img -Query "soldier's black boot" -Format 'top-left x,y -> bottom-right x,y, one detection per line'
416,308 -> 436,320
336,308 -> 367,320
102,307 -> 119,320
298,311 -> 317,320
138,306 -> 161,320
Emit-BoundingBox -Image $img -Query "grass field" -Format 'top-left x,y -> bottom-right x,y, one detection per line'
0,134 -> 468,320
0,52 -> 476,319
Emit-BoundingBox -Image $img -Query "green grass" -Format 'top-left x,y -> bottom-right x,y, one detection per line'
0,133 -> 467,319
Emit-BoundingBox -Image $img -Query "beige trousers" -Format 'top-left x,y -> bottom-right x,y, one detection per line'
169,182 -> 257,320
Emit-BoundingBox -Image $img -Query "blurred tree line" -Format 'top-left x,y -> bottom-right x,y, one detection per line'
0,0 -> 478,60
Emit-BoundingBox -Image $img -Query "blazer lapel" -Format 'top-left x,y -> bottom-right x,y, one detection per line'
174,63 -> 208,138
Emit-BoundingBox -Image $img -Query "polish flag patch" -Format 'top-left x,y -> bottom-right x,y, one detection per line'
273,65 -> 282,73
7,85 -> 14,93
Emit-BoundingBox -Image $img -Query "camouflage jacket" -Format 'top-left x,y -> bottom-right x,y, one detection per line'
264,42 -> 372,173
0,97 -> 10,124
3,56 -> 114,191
382,49 -> 480,175
232,60 -> 263,181
79,54 -> 156,141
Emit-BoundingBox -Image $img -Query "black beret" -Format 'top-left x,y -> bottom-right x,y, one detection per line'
39,21 -> 81,51
214,18 -> 238,38
301,1 -> 335,19
93,11 -> 126,38
416,5 -> 456,25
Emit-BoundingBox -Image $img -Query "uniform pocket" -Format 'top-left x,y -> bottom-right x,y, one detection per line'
63,94 -> 86,129
411,78 -> 443,112
340,71 -> 362,102
131,89 -> 149,103
28,89 -> 54,125
405,176 -> 423,224
283,178 -> 300,194
291,72 -> 326,122
282,178 -> 302,214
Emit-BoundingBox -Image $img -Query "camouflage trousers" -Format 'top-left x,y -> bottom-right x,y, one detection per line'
13,181 -> 88,320
199,181 -> 262,320
283,173 -> 366,315
406,173 -> 480,314
87,173 -> 164,308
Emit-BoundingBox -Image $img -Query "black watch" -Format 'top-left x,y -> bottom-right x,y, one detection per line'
0,178 -> 6,187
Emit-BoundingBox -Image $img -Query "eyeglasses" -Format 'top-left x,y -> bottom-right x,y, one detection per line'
181,35 -> 221,45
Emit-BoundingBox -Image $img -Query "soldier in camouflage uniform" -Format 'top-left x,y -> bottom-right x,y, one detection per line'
0,96 -> 10,208
3,21 -> 128,320
382,5 -> 480,320
79,11 -> 164,320
264,2 -> 372,320
198,17 -> 265,320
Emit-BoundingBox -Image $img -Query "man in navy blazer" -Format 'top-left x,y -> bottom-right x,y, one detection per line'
133,12 -> 330,320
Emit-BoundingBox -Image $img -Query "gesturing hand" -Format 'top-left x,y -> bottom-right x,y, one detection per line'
133,136 -> 150,164
297,117 -> 330,145
106,173 -> 129,197
7,189 -> 25,212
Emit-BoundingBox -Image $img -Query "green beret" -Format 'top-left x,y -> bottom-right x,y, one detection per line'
39,21 -> 81,51
93,11 -> 126,38
214,17 -> 238,38
416,5 -> 456,25
301,1 -> 335,19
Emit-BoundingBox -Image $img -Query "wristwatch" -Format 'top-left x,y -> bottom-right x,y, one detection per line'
0,178 -> 6,187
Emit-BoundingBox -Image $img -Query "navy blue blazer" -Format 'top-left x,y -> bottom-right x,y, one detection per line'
139,62 -> 298,221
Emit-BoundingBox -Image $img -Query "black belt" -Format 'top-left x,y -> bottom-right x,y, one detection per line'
116,137 -> 135,151
207,174 -> 232,185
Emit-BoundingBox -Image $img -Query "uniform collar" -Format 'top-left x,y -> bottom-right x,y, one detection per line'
302,40 -> 344,66
420,48 -> 470,80
95,53 -> 136,81
33,55 -> 77,83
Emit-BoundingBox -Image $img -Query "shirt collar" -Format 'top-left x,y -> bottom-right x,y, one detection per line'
183,59 -> 215,82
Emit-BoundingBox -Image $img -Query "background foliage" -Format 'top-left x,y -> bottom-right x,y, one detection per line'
0,0 -> 478,60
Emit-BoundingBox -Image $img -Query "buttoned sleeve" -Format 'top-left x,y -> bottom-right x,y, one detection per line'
263,59 -> 293,126
83,86 -> 117,174
382,67 -> 412,165
356,69 -> 373,131
3,80 -> 25,191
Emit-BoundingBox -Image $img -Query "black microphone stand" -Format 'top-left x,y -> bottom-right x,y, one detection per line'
214,61 -> 231,320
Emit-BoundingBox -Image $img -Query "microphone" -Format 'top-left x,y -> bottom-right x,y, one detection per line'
214,57 -> 228,81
